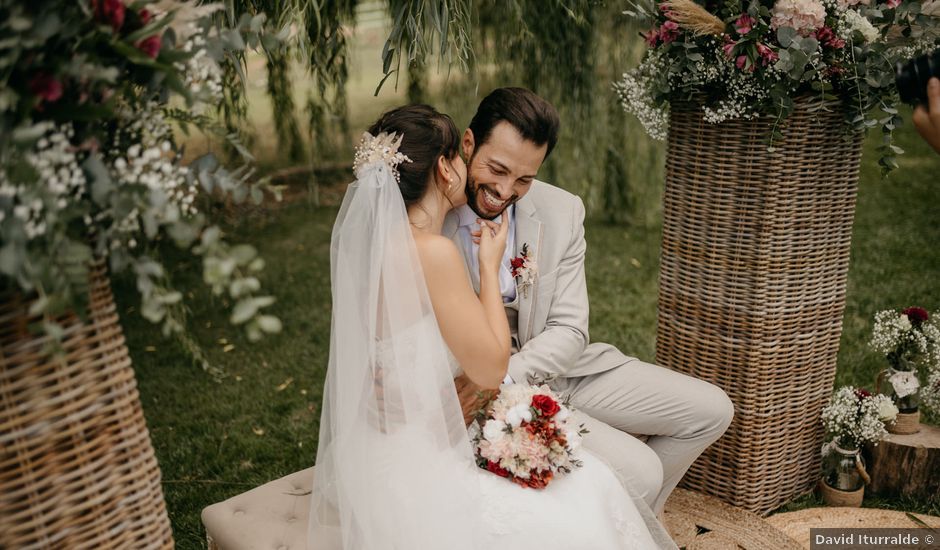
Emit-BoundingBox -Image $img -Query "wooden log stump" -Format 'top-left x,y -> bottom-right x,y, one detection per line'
865,423 -> 940,500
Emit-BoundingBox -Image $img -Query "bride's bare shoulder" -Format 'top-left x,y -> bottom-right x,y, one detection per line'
411,233 -> 463,276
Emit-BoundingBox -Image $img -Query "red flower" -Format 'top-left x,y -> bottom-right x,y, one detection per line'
855,388 -> 872,400
531,394 -> 561,417
815,26 -> 846,50
139,8 -> 152,25
903,307 -> 929,324
515,469 -> 553,489
92,0 -> 126,33
486,460 -> 510,478
29,73 -> 63,103
136,34 -> 162,59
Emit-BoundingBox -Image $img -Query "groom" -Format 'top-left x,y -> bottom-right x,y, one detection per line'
446,87 -> 734,516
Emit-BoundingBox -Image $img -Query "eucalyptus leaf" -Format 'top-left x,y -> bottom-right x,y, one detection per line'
777,26 -> 797,48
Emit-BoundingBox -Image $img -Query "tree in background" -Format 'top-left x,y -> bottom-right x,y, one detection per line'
219,0 -> 658,223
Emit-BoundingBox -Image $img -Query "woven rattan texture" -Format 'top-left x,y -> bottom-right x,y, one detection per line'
0,263 -> 173,549
657,97 -> 864,515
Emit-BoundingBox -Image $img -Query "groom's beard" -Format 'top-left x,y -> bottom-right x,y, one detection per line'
465,174 -> 518,220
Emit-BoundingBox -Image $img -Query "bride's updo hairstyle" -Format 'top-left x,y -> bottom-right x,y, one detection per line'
367,104 -> 461,206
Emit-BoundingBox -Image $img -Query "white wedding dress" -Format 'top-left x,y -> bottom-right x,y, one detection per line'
447,358 -> 673,549
308,132 -> 676,550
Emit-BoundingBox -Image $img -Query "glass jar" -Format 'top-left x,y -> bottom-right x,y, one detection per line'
823,445 -> 868,491
877,366 -> 920,413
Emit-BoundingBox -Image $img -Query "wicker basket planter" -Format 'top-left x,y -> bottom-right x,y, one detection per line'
656,96 -> 864,515
0,262 -> 173,549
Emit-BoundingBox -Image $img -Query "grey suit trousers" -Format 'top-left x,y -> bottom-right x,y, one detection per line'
553,355 -> 734,516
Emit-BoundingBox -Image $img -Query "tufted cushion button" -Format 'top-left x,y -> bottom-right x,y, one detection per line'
277,545 -> 288,550
286,516 -> 297,523
233,509 -> 245,516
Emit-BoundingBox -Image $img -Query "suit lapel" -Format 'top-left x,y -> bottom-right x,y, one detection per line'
513,198 -> 543,345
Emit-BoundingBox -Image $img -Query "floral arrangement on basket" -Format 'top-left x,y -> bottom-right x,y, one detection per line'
869,306 -> 940,415
615,0 -> 940,169
469,383 -> 586,489
0,1 -> 285,348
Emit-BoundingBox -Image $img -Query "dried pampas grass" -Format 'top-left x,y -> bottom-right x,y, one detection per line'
662,0 -> 726,36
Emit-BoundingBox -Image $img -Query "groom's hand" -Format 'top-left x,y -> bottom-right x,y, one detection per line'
454,374 -> 498,427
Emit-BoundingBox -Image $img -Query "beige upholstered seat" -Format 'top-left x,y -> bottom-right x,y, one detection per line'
203,435 -> 651,549
202,467 -> 338,550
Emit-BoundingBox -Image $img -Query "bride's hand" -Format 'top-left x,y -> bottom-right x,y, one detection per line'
477,219 -> 509,276
454,373 -> 499,427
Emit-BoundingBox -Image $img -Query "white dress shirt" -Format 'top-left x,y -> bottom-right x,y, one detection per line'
456,204 -> 517,303
456,204 -> 517,386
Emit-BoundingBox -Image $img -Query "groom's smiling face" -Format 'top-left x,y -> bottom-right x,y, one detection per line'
462,121 -> 548,220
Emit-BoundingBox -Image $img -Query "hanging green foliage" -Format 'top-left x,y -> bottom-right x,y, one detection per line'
379,0 -> 474,94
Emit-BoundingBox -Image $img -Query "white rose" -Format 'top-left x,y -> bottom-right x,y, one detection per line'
506,408 -> 522,428
841,9 -> 879,43
555,406 -> 570,422
514,404 -> 533,424
876,399 -> 899,422
483,419 -> 507,442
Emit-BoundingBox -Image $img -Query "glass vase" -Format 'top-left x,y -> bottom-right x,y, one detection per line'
823,445 -> 867,492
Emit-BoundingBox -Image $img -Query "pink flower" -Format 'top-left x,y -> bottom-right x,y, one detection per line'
660,20 -> 680,44
756,43 -> 779,65
736,55 -> 755,72
92,0 -> 126,33
136,34 -> 162,59
770,0 -> 826,35
734,14 -> 756,35
29,73 -> 63,103
722,35 -> 737,58
643,28 -> 660,47
884,0 -> 901,7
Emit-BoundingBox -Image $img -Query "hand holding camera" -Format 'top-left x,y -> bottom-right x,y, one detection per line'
912,77 -> 940,154
897,49 -> 940,154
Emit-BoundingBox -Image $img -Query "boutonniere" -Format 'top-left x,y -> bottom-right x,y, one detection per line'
510,243 -> 538,298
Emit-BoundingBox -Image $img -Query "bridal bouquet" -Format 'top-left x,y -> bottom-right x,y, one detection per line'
820,386 -> 897,451
470,383 -> 586,489
616,0 -> 940,170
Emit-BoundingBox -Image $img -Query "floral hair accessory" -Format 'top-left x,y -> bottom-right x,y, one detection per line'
353,131 -> 412,183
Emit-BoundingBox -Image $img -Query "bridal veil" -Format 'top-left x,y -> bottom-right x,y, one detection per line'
307,132 -> 484,550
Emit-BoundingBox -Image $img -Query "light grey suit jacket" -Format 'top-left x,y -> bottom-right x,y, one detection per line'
443,180 -> 636,383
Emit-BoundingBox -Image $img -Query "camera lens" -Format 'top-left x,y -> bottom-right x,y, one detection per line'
896,48 -> 940,105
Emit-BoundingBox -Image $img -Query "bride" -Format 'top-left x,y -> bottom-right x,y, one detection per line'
308,104 -> 677,550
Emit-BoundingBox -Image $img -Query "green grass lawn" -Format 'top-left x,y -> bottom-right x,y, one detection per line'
120,117 -> 940,548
